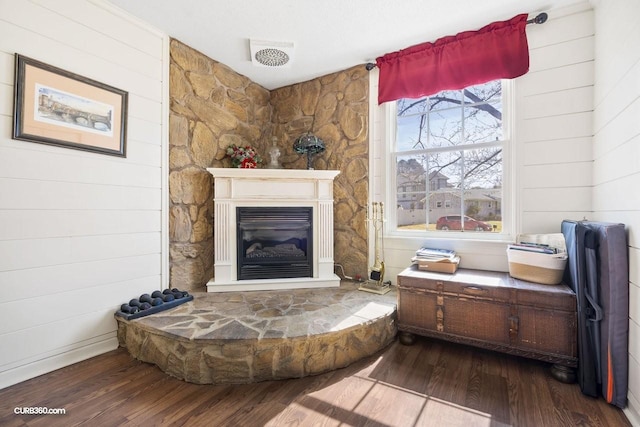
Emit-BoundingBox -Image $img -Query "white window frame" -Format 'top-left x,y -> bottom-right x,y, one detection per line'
382,80 -> 516,242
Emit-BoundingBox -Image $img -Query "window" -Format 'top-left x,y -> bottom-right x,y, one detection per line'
391,80 -> 509,235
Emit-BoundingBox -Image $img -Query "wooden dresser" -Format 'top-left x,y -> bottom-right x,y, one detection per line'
397,266 -> 577,380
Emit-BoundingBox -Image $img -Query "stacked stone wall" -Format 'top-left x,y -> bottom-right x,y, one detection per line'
169,39 -> 271,291
169,38 -> 369,289
270,66 -> 369,279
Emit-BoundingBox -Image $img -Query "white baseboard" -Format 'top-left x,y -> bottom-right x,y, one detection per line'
0,336 -> 119,390
625,394 -> 640,427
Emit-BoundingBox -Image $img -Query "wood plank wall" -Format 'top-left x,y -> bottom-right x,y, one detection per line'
592,0 -> 640,424
0,0 -> 167,389
518,3 -> 594,232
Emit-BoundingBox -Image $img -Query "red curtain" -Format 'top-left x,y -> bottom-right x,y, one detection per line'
375,14 -> 530,104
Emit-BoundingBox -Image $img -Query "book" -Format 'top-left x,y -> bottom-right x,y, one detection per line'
415,247 -> 457,261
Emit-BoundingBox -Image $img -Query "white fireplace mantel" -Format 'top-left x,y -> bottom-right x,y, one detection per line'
206,168 -> 341,292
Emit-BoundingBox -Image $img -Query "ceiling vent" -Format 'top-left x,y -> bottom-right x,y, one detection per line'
250,39 -> 294,68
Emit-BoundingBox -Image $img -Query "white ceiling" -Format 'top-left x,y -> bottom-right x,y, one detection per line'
107,0 -> 578,90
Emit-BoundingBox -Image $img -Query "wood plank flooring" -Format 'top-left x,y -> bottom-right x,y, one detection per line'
0,337 -> 631,426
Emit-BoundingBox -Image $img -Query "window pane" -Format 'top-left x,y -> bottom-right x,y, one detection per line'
396,155 -> 427,210
464,105 -> 502,143
463,147 -> 502,189
397,115 -> 427,151
462,148 -> 502,232
396,155 -> 428,230
462,80 -> 503,145
429,108 -> 461,147
428,152 -> 463,231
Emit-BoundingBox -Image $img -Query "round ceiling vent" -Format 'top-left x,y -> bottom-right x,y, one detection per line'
250,40 -> 294,68
254,48 -> 290,67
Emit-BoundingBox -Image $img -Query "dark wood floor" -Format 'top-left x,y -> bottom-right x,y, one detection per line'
0,337 -> 631,427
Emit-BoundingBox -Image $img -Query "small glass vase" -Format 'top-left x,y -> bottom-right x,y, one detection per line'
267,136 -> 281,169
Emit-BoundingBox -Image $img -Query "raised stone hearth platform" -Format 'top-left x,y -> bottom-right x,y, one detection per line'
115,283 -> 397,384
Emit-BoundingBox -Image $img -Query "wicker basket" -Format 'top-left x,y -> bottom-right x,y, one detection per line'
507,233 -> 568,285
507,248 -> 567,285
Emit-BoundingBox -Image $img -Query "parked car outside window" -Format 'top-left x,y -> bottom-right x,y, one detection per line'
436,215 -> 493,231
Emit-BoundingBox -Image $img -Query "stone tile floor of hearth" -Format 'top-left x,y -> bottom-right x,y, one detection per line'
130,281 -> 397,341
116,281 -> 398,383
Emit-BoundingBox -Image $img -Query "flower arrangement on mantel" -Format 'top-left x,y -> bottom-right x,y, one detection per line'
225,144 -> 262,168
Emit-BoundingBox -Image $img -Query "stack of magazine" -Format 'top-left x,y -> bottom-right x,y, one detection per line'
411,247 -> 460,273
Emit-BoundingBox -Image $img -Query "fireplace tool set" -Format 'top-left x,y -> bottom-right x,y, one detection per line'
359,202 -> 391,295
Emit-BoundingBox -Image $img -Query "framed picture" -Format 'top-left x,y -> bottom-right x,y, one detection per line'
13,54 -> 127,157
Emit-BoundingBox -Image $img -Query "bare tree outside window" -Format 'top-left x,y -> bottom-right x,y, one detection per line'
395,80 -> 504,232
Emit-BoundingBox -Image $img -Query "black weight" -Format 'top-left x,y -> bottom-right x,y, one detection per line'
129,299 -> 141,307
151,290 -> 163,298
162,289 -> 173,295
121,303 -> 132,313
139,294 -> 152,303
139,302 -> 152,310
162,294 -> 175,302
151,297 -> 163,306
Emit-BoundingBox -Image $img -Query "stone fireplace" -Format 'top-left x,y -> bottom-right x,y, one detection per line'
206,168 -> 341,292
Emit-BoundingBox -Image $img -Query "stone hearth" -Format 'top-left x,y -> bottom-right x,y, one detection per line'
115,283 -> 397,384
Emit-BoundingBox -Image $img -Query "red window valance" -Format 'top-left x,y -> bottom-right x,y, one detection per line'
375,14 -> 530,104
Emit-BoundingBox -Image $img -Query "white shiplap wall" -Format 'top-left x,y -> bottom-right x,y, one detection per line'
0,0 -> 168,389
592,0 -> 640,424
371,3 -> 595,282
517,3 -> 594,233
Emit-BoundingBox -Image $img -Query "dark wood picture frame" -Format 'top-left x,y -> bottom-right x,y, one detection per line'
13,54 -> 128,157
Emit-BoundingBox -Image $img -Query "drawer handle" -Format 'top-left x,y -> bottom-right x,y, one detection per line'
463,286 -> 487,295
